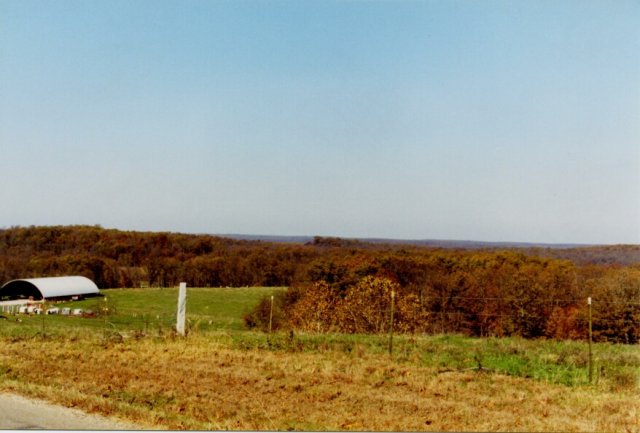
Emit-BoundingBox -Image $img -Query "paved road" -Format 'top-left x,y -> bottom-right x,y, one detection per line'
0,392 -> 144,430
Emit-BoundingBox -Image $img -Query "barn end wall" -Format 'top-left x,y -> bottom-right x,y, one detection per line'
0,276 -> 100,301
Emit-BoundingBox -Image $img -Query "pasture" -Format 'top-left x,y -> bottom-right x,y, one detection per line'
0,286 -> 286,335
0,287 -> 638,431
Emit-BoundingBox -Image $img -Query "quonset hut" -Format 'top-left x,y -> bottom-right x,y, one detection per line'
0,276 -> 100,302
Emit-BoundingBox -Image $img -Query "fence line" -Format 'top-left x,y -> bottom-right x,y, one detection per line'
1,292 -> 637,345
337,307 -> 638,323
413,295 -> 640,306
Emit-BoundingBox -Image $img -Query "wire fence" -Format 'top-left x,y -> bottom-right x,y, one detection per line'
0,294 -> 637,339
414,295 -> 640,306
0,305 -> 223,337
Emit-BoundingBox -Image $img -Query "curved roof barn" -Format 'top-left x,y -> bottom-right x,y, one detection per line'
0,276 -> 100,301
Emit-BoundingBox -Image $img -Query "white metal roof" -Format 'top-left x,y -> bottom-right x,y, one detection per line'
0,276 -> 100,299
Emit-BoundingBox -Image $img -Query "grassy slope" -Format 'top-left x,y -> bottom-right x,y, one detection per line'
97,286 -> 287,331
0,334 -> 638,431
0,287 -> 286,334
0,287 -> 638,431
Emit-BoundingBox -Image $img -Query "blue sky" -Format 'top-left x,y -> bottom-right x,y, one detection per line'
1,0 -> 639,244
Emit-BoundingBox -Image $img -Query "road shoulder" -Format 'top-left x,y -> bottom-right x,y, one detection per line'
0,392 -> 145,430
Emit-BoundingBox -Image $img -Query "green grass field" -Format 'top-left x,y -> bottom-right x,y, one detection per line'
0,286 -> 286,335
97,286 -> 287,331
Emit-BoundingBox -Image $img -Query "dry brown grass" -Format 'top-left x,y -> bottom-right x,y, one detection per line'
0,334 -> 638,431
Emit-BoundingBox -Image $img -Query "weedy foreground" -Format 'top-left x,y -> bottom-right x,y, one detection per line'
0,331 -> 638,432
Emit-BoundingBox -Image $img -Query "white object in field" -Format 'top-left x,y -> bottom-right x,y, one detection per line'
47,307 -> 59,315
27,306 -> 35,314
61,308 -> 71,315
176,282 -> 187,336
33,308 -> 43,315
72,308 -> 83,316
0,276 -> 99,300
19,306 -> 27,314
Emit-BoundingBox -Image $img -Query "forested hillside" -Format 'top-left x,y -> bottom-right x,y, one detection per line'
0,225 -> 314,288
1,225 -> 638,342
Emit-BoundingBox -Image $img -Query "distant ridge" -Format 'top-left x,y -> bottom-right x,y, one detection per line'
223,234 -> 315,244
220,234 -> 597,250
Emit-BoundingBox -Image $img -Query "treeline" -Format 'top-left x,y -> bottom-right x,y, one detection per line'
519,245 -> 640,267
0,225 -> 315,288
1,225 -> 638,343
247,256 -> 640,344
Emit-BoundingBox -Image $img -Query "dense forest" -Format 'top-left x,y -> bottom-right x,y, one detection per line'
1,225 -> 638,343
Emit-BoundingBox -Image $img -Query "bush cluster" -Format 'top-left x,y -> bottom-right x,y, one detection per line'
247,260 -> 640,343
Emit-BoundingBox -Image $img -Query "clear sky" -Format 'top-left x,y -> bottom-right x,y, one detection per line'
1,0 -> 639,244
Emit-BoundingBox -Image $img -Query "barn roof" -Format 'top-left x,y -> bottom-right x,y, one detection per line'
0,276 -> 100,300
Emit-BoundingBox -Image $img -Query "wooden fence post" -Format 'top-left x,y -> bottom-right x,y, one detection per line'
388,290 -> 395,356
588,296 -> 593,383
103,296 -> 108,341
268,295 -> 274,334
41,301 -> 46,338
